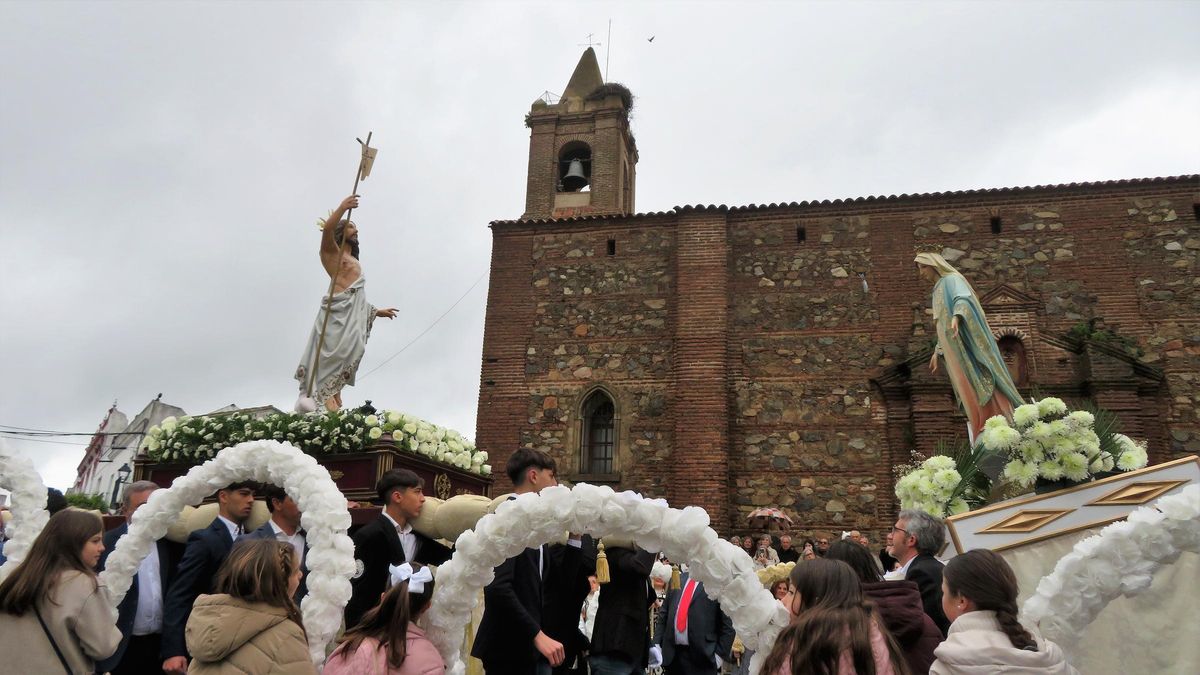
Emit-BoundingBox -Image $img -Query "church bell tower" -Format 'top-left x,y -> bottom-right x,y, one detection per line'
522,48 -> 638,220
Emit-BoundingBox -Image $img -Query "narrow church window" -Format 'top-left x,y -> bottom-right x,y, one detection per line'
1193,203 -> 1199,221
797,226 -> 806,243
607,238 -> 616,256
990,216 -> 1003,234
581,390 -> 616,474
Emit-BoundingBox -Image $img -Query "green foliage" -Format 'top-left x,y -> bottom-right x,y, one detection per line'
1069,319 -> 1144,357
65,492 -> 110,513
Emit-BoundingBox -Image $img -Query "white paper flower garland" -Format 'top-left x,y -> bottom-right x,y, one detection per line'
96,440 -> 356,666
1020,484 -> 1200,656
424,484 -> 791,675
0,440 -> 50,581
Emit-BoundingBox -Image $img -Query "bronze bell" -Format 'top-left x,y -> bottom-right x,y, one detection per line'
561,158 -> 589,191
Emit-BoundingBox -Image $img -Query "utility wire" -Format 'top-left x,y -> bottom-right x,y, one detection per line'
0,433 -> 92,446
358,269 -> 488,381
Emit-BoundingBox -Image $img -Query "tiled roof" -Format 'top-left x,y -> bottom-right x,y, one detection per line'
490,174 -> 1198,226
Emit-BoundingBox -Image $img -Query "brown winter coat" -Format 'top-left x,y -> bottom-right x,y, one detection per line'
185,594 -> 317,675
0,570 -> 121,675
863,580 -> 943,674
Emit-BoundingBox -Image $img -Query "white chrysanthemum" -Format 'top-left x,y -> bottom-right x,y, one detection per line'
1089,456 -> 1106,473
924,455 -> 956,471
1061,452 -> 1090,482
1101,454 -> 1116,472
1040,460 -> 1066,481
482,464 -> 492,475
1016,440 -> 1045,463
948,498 -> 970,515
1118,447 -> 1149,471
1046,419 -> 1069,437
477,451 -> 488,462
1037,397 -> 1068,418
1013,404 -> 1041,427
368,427 -> 383,440
1004,459 -> 1039,487
1066,410 -> 1094,428
364,415 -> 380,427
916,477 -> 936,495
932,468 -> 961,492
984,415 -> 1010,431
982,425 -> 1021,451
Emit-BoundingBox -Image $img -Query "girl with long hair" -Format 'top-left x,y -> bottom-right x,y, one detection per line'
931,549 -> 1077,674
824,540 -> 941,674
185,538 -> 316,674
325,561 -> 444,675
761,558 -> 910,675
0,508 -> 121,674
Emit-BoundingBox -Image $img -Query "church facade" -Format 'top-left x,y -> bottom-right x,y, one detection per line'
476,49 -> 1200,535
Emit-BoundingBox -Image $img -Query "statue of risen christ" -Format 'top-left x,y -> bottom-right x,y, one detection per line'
294,194 -> 397,411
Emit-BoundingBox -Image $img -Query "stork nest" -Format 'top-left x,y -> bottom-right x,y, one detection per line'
586,82 -> 634,112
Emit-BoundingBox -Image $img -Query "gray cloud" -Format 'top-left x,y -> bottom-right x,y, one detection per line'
2,1 -> 1197,490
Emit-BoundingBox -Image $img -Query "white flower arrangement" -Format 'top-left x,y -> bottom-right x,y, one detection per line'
0,440 -> 50,581
976,397 -> 1148,489
97,440 -> 355,666
1020,484 -> 1200,658
142,409 -> 490,477
894,455 -> 971,518
425,484 -> 791,675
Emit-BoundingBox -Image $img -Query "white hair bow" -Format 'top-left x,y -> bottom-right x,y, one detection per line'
388,562 -> 433,593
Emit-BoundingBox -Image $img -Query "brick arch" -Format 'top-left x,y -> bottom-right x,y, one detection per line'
992,326 -> 1031,341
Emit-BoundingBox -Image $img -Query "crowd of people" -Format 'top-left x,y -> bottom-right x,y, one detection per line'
0,448 -> 1079,674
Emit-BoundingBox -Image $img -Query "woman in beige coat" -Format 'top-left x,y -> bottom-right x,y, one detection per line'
931,549 -> 1078,675
185,538 -> 316,674
0,508 -> 122,674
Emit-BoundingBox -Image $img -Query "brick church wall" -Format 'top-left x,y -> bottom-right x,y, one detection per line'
478,176 -> 1200,538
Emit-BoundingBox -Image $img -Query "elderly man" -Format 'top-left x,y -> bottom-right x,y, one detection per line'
775,534 -> 799,564
887,509 -> 950,635
96,480 -> 183,675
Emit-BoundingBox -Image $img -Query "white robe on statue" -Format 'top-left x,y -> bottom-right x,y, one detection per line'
294,274 -> 376,404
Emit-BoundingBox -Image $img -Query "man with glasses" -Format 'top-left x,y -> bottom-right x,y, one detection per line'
887,509 -> 950,635
815,536 -> 831,557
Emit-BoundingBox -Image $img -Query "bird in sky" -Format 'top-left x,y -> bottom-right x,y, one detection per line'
647,36 -> 655,42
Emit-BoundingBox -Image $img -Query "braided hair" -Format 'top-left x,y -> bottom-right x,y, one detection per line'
943,549 -> 1037,651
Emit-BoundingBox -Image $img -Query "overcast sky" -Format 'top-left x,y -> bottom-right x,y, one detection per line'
2,0 -> 1198,492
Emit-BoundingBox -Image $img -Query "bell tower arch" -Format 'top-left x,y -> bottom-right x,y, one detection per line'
522,48 -> 638,220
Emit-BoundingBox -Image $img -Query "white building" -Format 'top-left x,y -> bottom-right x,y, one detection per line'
73,396 -> 185,505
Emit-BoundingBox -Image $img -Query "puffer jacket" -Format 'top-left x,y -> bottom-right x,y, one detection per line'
863,580 -> 942,673
930,610 -> 1079,675
185,594 -> 317,675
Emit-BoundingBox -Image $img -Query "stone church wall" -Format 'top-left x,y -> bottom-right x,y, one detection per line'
478,177 -> 1200,537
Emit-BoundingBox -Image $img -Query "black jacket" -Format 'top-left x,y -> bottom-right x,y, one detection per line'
344,513 -> 452,628
654,577 -> 735,674
543,536 -> 596,671
94,522 -> 183,673
245,520 -> 309,604
472,539 -> 584,671
160,517 -> 237,660
904,553 -> 951,636
589,547 -> 656,666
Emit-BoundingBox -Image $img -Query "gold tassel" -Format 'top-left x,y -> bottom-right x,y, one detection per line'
670,564 -> 681,590
595,540 -> 611,584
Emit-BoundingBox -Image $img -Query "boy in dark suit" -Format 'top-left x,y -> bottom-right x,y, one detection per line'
95,481 -> 183,675
472,448 -> 584,674
344,468 -> 452,628
654,573 -> 735,675
160,480 -> 256,675
245,483 -> 308,604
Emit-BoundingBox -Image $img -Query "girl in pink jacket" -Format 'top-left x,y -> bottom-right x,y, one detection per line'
325,562 -> 445,675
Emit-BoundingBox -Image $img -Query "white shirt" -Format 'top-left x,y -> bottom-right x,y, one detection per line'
217,515 -> 243,541
886,553 -> 917,581
383,511 -> 418,562
269,519 -> 306,568
131,543 -> 162,635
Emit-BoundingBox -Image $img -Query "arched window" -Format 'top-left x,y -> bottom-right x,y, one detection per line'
998,335 -> 1029,387
581,390 -> 615,474
558,141 -> 591,193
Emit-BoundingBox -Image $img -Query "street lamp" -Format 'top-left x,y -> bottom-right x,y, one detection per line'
110,463 -> 132,512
